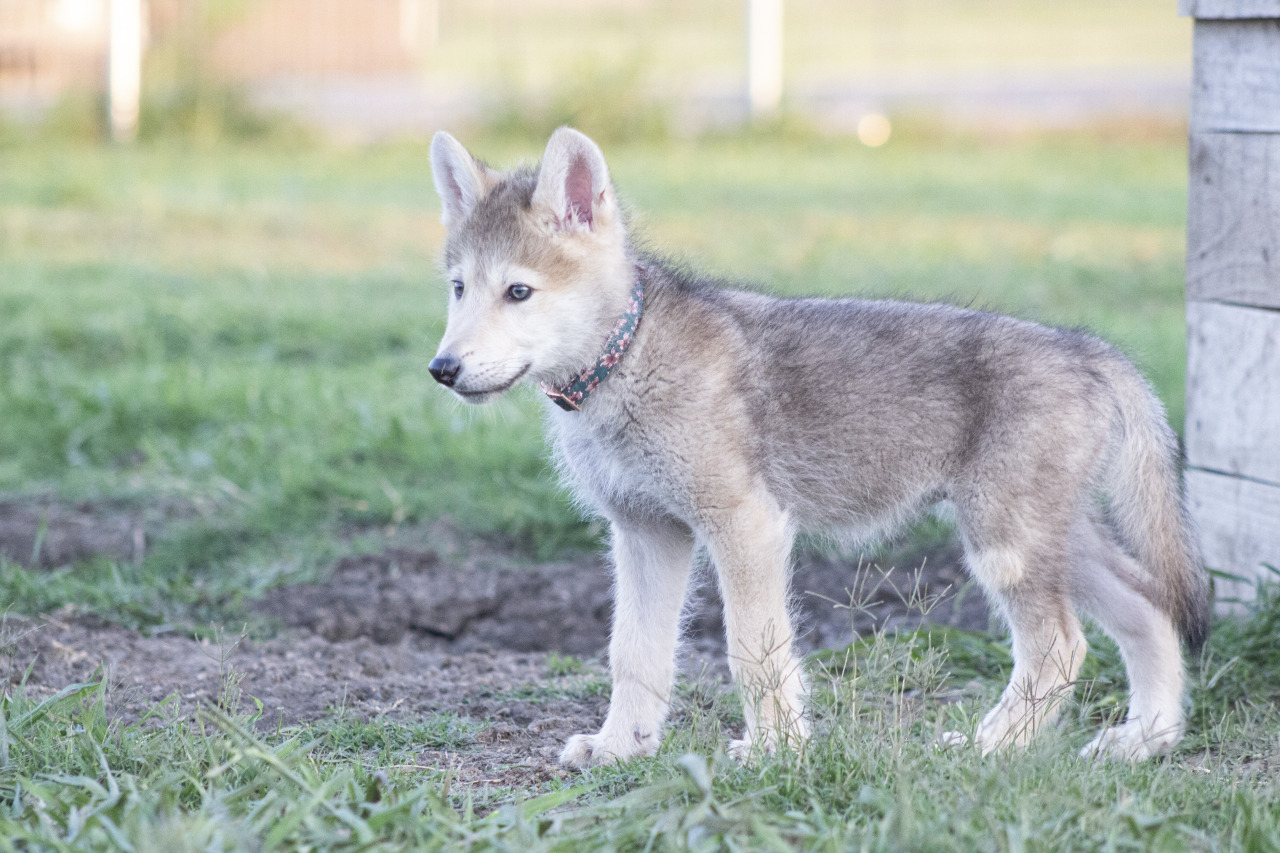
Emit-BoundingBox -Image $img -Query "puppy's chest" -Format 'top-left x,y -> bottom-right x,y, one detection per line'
550,406 -> 686,520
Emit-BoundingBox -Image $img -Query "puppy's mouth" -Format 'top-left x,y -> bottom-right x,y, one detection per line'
454,362 -> 531,402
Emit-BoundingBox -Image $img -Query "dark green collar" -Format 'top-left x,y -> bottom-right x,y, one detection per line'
540,274 -> 644,412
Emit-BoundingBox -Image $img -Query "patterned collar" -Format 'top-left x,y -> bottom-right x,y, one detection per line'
540,272 -> 644,412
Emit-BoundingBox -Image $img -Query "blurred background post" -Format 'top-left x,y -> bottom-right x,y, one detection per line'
746,0 -> 783,121
107,0 -> 143,141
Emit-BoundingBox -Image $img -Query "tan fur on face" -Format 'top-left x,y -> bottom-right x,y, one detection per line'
432,131 -> 634,396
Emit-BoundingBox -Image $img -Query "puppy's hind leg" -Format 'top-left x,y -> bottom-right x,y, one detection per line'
1070,515 -> 1186,760
561,518 -> 695,768
966,547 -> 1088,753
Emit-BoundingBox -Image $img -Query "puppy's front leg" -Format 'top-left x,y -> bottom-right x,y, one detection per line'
560,519 -> 695,768
705,492 -> 808,759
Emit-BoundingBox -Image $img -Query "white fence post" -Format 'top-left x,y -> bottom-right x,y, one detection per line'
108,0 -> 143,142
400,0 -> 439,55
746,0 -> 783,120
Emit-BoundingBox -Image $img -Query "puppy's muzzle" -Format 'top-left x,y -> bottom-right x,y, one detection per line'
429,354 -> 461,387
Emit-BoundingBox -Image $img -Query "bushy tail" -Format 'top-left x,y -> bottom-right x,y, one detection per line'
1105,365 -> 1211,652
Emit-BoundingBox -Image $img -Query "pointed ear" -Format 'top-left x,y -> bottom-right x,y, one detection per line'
532,127 -> 614,232
430,131 -> 493,229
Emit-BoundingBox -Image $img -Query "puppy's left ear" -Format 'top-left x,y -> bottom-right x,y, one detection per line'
532,127 -> 615,233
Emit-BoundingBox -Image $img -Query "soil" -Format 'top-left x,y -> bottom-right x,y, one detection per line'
247,539 -> 989,665
0,501 -> 990,788
0,498 -> 152,568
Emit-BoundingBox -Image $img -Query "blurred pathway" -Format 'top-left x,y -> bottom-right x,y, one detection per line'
249,66 -> 1189,139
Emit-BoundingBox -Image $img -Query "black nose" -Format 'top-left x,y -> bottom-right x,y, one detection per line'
429,354 -> 461,387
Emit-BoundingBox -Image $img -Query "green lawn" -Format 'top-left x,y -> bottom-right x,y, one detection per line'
0,125 -> 1191,624
4,127 -> 1276,850
0,129 -> 1191,627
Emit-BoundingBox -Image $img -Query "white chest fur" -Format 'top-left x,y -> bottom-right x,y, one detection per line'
546,403 -> 690,527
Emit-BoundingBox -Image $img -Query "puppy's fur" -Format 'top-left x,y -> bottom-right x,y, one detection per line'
428,128 -> 1209,766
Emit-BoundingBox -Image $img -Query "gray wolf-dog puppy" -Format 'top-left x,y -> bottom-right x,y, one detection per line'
426,127 -> 1209,767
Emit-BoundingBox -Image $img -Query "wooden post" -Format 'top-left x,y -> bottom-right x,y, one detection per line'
746,0 -> 783,120
1180,0 -> 1280,606
108,0 -> 144,142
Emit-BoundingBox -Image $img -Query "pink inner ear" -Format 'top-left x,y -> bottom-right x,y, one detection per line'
444,169 -> 467,217
564,155 -> 594,228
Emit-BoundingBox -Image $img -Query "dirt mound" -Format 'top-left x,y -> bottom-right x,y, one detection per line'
254,548 -> 617,654
253,540 -> 989,665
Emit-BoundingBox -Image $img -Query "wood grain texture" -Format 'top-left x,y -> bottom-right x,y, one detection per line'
1185,301 -> 1280,485
1185,468 -> 1280,607
1183,0 -> 1280,610
1186,133 -> 1280,308
1191,19 -> 1280,133
1181,0 -> 1280,18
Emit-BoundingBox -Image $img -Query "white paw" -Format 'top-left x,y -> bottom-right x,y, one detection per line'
973,698 -> 1043,754
727,719 -> 809,763
973,714 -> 1017,755
727,737 -> 758,763
559,728 -> 661,769
1081,721 -> 1180,762
936,730 -> 970,750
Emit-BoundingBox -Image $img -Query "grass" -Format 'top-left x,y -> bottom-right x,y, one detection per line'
1,582 -> 1278,850
0,127 -> 1190,634
0,122 -> 1193,648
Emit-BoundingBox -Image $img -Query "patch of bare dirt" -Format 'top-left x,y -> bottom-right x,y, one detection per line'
0,496 -> 194,569
253,548 -> 616,655
2,532 -> 989,788
1,612 -> 607,786
0,498 -> 151,568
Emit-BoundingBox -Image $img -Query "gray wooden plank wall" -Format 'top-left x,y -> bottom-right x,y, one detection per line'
1191,20 -> 1280,133
1186,471 -> 1280,605
1186,134 -> 1280,308
1184,3 -> 1280,605
1186,302 -> 1280,485
1180,0 -> 1280,18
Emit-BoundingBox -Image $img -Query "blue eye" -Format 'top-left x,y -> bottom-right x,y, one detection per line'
507,283 -> 532,301
452,280 -> 464,299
